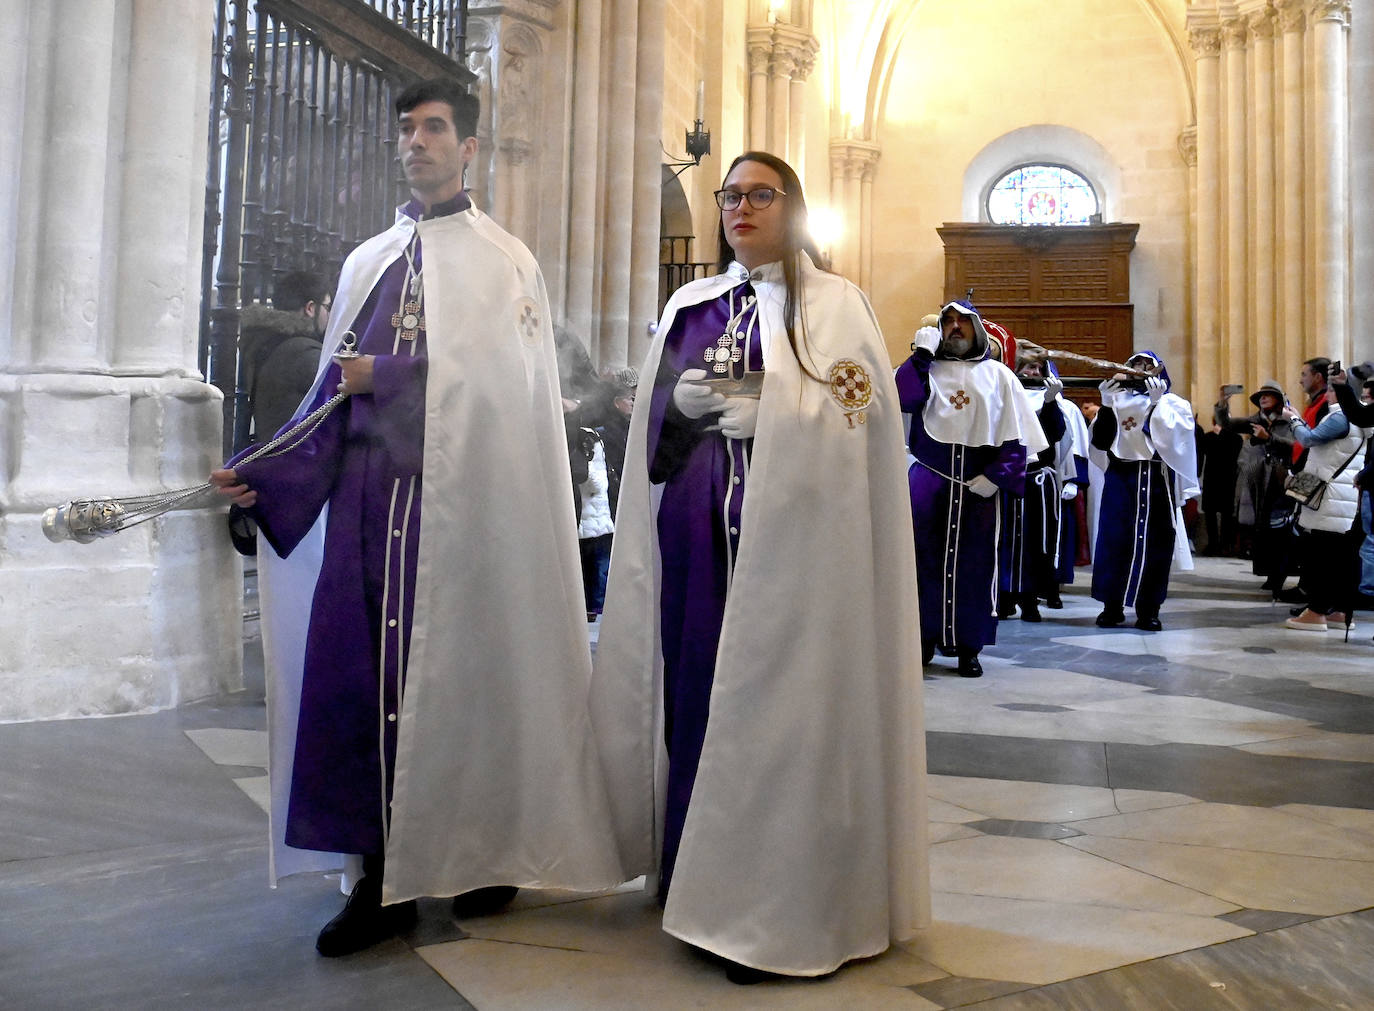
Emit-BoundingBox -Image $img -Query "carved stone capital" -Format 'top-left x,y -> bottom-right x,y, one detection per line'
1178,126 -> 1198,168
747,27 -> 773,75
1221,17 -> 1249,49
1309,0 -> 1351,25
1248,7 -> 1276,39
1275,0 -> 1306,32
829,138 -> 881,181
1187,26 -> 1222,57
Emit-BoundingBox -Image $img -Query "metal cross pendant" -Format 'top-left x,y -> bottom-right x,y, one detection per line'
391,301 -> 425,341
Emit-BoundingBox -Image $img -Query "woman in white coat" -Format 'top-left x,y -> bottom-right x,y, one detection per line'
1282,385 -> 1370,634
593,152 -> 928,982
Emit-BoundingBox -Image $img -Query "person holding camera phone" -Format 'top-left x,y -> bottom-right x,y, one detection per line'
1216,380 -> 1296,592
1329,364 -> 1374,612
1280,364 -> 1371,635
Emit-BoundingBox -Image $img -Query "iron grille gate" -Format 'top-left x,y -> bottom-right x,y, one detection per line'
203,0 -> 471,455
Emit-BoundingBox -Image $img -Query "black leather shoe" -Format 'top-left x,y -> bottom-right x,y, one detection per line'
1095,609 -> 1125,628
316,878 -> 417,957
1134,616 -> 1163,631
451,885 -> 519,919
1044,594 -> 1064,609
958,654 -> 983,678
1020,602 -> 1042,622
1276,587 -> 1308,604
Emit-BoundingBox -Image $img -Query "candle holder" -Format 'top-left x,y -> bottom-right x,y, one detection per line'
665,119 -> 711,179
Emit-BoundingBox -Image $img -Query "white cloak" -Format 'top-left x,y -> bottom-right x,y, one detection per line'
257,206 -> 624,901
592,257 -> 930,975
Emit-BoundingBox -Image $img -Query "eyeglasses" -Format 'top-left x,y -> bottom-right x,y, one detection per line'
714,186 -> 786,211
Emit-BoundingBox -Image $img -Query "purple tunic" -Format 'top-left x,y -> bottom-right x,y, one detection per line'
232,195 -> 465,856
896,352 -> 1027,654
999,400 -> 1066,598
645,280 -> 762,898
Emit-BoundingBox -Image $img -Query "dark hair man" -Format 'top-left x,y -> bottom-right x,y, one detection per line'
238,270 -> 331,445
210,78 -> 621,956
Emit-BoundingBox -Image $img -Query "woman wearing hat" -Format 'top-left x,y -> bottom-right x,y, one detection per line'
1217,381 -> 1296,595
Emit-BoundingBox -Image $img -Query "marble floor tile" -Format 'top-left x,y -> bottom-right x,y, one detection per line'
1111,788 -> 1202,813
233,773 -> 271,814
906,891 -> 1251,987
931,835 -> 1236,916
928,775 -> 1132,823
1063,835 -> 1374,915
930,823 -> 983,844
1236,729 -> 1374,763
926,795 -> 987,823
1070,802 -> 1374,860
1275,803 -> 1374,836
184,726 -> 269,768
418,934 -> 943,1009
926,732 -> 1109,786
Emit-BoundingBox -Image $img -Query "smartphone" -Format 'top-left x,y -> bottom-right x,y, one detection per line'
1221,383 -> 1243,396
1329,360 -> 1342,378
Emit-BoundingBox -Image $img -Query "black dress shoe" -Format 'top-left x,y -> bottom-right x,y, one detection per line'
1133,616 -> 1163,632
1020,602 -> 1042,622
1276,587 -> 1308,604
957,654 -> 983,678
725,961 -> 784,985
1044,594 -> 1064,609
1095,609 -> 1125,628
451,885 -> 519,919
921,642 -> 935,665
316,877 -> 417,957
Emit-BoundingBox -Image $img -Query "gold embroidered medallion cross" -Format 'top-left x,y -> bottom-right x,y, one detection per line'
391,301 -> 425,341
1122,416 -> 1139,431
950,390 -> 971,410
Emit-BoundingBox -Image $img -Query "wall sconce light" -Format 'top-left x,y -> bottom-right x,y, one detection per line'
664,81 -> 711,179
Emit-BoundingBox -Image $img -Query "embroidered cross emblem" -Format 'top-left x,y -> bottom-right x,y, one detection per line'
518,302 -> 540,343
1122,416 -> 1139,431
705,333 -> 744,374
828,359 -> 874,428
390,301 -> 425,341
950,390 -> 971,410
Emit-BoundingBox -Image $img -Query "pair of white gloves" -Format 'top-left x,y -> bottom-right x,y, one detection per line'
673,369 -> 759,440
911,326 -> 1065,401
1099,376 -> 1167,404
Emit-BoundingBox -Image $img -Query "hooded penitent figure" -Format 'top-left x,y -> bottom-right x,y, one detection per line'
1089,350 -> 1200,630
593,152 -> 928,980
997,342 -> 1068,622
898,301 -> 1048,677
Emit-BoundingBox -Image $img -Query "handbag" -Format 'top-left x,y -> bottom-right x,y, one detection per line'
1284,435 -> 1367,510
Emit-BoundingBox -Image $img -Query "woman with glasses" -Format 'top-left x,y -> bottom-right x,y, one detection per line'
594,152 -> 928,982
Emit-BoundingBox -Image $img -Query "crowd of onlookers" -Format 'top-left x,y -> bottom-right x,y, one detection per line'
1196,358 -> 1374,636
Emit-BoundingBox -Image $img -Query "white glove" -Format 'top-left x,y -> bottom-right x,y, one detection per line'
1043,375 -> 1063,401
1061,482 -> 1079,501
716,397 -> 760,440
1098,377 -> 1122,397
912,326 -> 941,355
967,474 -> 998,498
1145,376 -> 1166,404
673,368 -> 726,420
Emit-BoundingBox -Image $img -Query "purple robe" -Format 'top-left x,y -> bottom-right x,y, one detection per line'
232,195 -> 464,856
1089,406 -> 1176,617
1057,452 -> 1090,583
999,399 -> 1066,598
896,352 -> 1027,654
645,280 -> 762,897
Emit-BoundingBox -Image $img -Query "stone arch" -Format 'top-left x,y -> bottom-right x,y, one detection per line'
962,125 -> 1120,223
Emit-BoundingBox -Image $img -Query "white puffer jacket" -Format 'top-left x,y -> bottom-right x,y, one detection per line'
1294,406 -> 1370,533
578,436 -> 615,538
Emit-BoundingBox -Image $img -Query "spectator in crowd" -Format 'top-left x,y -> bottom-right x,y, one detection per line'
1216,381 -> 1294,587
1197,410 -> 1243,556
239,270 -> 331,444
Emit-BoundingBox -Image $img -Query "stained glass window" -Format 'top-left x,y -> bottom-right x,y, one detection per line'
987,164 -> 1099,226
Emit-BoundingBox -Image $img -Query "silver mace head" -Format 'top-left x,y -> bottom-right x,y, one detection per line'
41,500 -> 127,544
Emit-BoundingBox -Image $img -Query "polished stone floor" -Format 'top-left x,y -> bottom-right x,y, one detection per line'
2,556 -> 1372,1009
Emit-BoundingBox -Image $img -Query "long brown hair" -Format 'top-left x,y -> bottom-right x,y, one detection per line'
714,151 -> 827,381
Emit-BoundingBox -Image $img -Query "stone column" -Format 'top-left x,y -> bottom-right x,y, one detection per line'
788,45 -> 817,182
1188,23 -> 1223,406
746,28 -> 771,151
628,0 -> 667,369
1222,17 -> 1249,390
1179,126 -> 1198,400
1310,0 -> 1351,363
563,0 -> 603,347
0,0 -> 241,721
1247,8 -> 1277,389
829,139 -> 880,288
1277,0 -> 1306,380
1351,0 -> 1374,352
768,42 -> 796,159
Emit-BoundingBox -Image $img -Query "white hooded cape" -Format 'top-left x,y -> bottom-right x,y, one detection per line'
592,257 -> 930,976
257,206 -> 624,901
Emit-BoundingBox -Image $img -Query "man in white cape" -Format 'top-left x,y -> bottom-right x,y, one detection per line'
592,253 -> 929,979
213,79 -> 622,957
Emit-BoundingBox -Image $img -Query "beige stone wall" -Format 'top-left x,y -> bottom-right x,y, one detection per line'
866,0 -> 1193,372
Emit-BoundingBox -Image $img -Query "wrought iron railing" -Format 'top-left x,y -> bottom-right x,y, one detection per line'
659,236 -> 714,315
202,0 -> 470,454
